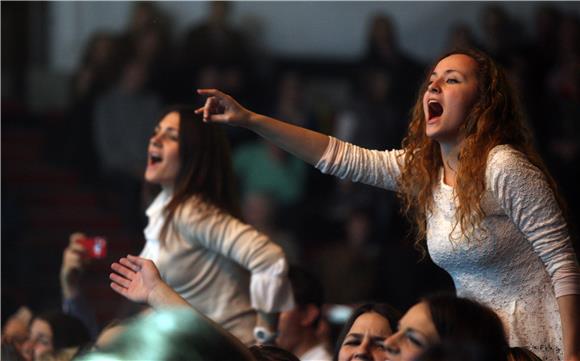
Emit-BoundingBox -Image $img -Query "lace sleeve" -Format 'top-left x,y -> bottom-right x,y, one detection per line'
315,136 -> 404,191
488,146 -> 580,297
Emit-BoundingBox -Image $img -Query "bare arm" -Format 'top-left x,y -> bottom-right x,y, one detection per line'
557,294 -> 580,361
196,88 -> 329,165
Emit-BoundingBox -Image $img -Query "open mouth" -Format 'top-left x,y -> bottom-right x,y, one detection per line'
150,154 -> 163,165
428,100 -> 443,120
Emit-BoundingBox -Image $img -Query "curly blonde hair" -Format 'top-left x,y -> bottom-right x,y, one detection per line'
397,49 -> 563,255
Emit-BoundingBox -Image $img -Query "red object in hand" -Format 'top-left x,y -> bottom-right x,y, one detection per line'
79,237 -> 107,259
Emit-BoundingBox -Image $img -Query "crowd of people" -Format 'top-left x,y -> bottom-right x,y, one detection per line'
3,2 -> 580,361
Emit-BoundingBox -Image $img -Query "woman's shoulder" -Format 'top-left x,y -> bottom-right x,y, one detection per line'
175,194 -> 215,219
176,194 -> 236,223
486,144 -> 529,170
485,144 -> 542,183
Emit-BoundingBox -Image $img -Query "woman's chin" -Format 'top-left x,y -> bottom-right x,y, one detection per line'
144,173 -> 159,185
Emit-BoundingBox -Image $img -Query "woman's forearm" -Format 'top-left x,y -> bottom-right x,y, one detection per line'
248,112 -> 329,166
197,88 -> 330,165
557,294 -> 580,360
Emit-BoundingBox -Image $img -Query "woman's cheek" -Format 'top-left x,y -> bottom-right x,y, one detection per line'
34,344 -> 53,360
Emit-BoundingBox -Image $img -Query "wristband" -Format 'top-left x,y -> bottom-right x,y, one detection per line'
253,326 -> 278,344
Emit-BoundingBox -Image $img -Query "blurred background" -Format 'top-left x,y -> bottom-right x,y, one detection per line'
2,1 -> 580,328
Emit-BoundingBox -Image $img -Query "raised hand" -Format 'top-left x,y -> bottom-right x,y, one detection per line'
197,88 -> 329,166
61,232 -> 90,299
195,89 -> 252,126
110,255 -> 162,305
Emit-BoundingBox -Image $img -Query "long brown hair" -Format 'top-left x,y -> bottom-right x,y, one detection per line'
158,105 -> 241,241
397,48 -> 564,254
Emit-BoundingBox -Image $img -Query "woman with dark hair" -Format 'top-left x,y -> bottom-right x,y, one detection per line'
333,303 -> 401,361
107,105 -> 294,345
385,294 -> 509,361
21,311 -> 91,361
196,48 -> 580,360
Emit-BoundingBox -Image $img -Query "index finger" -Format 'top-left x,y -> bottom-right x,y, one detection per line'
126,255 -> 147,267
197,88 -> 222,97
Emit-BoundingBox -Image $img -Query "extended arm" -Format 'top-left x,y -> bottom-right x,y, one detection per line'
196,88 -> 329,165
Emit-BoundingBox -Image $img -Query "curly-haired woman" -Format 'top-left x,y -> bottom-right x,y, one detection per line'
196,49 -> 580,360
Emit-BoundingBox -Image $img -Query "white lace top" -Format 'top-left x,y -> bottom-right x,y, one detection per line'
140,189 -> 295,345
316,136 -> 580,360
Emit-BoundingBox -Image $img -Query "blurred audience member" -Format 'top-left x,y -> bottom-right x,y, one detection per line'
64,32 -> 122,183
530,4 -> 562,77
233,137 -> 307,211
93,60 -> 162,231
331,64 -> 406,233
444,23 -> 481,52
72,33 -> 122,103
177,1 -> 253,103
335,66 -> 405,151
1,342 -> 25,361
1,307 -> 33,360
479,4 -> 525,66
242,192 -> 301,264
277,266 -> 332,361
272,71 -> 312,130
22,311 -> 91,361
118,2 -> 174,103
60,233 -> 100,338
127,2 -> 168,34
516,5 -> 562,157
312,207 -> 381,304
363,13 -> 424,115
79,308 -> 254,361
544,14 -> 580,232
129,26 -> 173,102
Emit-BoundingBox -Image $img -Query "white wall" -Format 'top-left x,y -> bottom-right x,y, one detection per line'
49,1 -> 580,73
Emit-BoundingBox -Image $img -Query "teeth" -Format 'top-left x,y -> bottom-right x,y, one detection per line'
428,101 -> 443,118
150,153 -> 162,164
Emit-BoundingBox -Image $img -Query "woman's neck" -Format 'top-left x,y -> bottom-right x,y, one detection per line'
161,184 -> 174,194
439,141 -> 461,187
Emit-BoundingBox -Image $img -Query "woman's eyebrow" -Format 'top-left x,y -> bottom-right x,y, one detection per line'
346,333 -> 363,339
431,69 -> 466,78
345,333 -> 388,342
160,127 -> 179,135
400,326 -> 428,341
